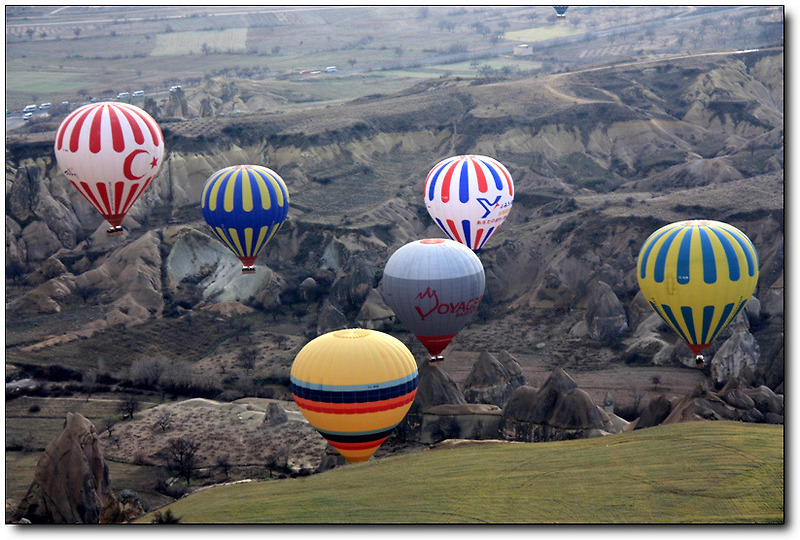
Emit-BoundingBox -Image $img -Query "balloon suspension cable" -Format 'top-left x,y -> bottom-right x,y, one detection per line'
241,265 -> 256,275
106,225 -> 124,237
695,355 -> 705,369
429,355 -> 445,364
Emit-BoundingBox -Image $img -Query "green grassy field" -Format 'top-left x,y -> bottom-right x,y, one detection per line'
506,25 -> 583,43
137,421 -> 783,524
153,29 -> 249,56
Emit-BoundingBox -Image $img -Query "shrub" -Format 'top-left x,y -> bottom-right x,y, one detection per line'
34,364 -> 82,382
151,509 -> 182,524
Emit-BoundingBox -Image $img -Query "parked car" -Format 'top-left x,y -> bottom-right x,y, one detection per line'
23,104 -> 37,113
133,90 -> 144,97
23,112 -> 33,120
117,92 -> 130,99
39,103 -> 51,110
169,85 -> 181,92
326,66 -> 337,72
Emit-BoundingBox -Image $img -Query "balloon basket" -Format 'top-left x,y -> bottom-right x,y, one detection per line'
429,355 -> 445,365
242,265 -> 256,274
106,226 -> 124,236
695,355 -> 705,369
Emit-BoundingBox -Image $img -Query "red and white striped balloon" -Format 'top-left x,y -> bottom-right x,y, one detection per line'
54,102 -> 164,235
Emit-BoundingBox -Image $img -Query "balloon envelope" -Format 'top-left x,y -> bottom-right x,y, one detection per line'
382,238 -> 485,358
54,102 -> 164,235
424,154 -> 514,251
637,220 -> 759,356
290,329 -> 419,463
200,164 -> 289,273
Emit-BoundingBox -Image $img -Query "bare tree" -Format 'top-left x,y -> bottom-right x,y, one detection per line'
119,395 -> 140,420
22,432 -> 37,453
234,369 -> 254,397
130,358 -> 164,388
161,437 -> 201,485
237,345 -> 259,372
651,375 -> 662,392
629,383 -> 644,415
155,410 -> 175,433
82,371 -> 97,400
216,455 -> 231,480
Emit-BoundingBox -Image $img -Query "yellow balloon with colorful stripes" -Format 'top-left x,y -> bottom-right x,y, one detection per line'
290,329 -> 419,463
637,220 -> 759,363
201,165 -> 289,273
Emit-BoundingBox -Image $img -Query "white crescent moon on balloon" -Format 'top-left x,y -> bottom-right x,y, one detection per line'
123,149 -> 149,180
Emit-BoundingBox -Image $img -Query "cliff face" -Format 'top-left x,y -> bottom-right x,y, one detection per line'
5,50 -> 784,388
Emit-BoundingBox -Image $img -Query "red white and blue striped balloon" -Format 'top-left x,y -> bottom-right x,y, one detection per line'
54,102 -> 164,235
424,154 -> 514,251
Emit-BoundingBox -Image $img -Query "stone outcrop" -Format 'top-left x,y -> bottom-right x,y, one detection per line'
634,376 -> 784,428
316,299 -> 349,335
400,359 -> 467,443
263,402 -> 289,426
463,350 -> 527,408
418,403 -> 503,445
586,281 -> 629,343
500,368 -> 611,442
12,413 -> 133,524
411,359 -> 467,415
355,287 -> 395,330
635,394 -> 673,429
329,254 -> 375,314
710,330 -> 760,385
743,385 -> 784,419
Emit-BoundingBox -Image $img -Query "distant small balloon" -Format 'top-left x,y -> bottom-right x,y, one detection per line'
200,165 -> 289,273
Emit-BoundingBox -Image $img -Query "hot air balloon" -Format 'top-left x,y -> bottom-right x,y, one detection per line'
637,220 -> 759,368
382,238 -> 485,363
290,328 -> 419,463
424,154 -> 514,251
200,164 -> 289,274
54,102 -> 164,236
554,6 -> 569,19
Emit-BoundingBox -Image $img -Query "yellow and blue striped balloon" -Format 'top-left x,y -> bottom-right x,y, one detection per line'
291,329 -> 419,463
201,165 -> 289,273
637,220 -> 758,359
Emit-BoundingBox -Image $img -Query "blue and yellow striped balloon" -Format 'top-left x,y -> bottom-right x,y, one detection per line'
201,165 -> 289,273
637,220 -> 758,360
291,329 -> 419,463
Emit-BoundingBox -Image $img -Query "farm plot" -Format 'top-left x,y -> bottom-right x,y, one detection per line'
506,25 -> 583,43
152,28 -> 249,56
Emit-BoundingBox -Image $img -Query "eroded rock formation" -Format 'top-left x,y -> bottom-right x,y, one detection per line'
12,413 -> 137,524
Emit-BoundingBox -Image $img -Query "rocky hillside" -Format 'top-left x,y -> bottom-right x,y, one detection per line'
5,49 -> 784,395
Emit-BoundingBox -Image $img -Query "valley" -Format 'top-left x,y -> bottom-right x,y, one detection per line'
5,5 -> 784,523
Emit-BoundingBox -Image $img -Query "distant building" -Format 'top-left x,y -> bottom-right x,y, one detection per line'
514,43 -> 532,56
